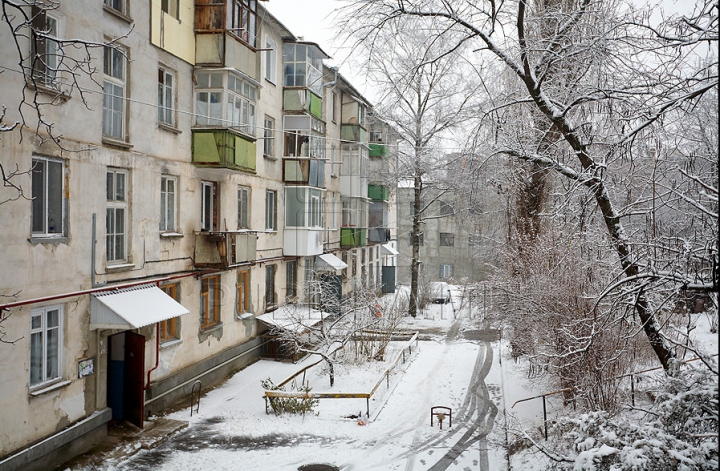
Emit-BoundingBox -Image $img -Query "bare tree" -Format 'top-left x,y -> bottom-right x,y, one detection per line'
267,275 -> 403,387
340,0 -> 718,371
339,17 -> 480,316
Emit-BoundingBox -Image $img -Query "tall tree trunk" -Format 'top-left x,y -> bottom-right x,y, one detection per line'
409,174 -> 422,317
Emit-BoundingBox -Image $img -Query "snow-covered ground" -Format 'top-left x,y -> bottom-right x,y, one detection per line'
72,286 -> 718,471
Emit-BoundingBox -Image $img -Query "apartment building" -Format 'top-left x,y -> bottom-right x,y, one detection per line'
0,1 -> 396,469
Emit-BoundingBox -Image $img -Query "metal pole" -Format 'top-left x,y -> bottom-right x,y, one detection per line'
542,395 -> 548,440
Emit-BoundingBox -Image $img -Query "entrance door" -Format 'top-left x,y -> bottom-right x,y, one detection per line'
382,266 -> 396,293
124,331 -> 145,428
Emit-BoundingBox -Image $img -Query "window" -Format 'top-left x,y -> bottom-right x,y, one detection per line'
158,67 -> 175,126
440,201 -> 454,216
106,169 -> 128,263
440,233 -> 455,247
285,187 -> 323,228
286,261 -> 297,299
330,145 -> 338,177
200,275 -> 221,329
237,186 -> 250,229
231,0 -> 257,47
331,92 -> 337,123
104,0 -> 125,15
194,71 -> 257,134
103,46 -> 126,140
31,8 -> 60,87
265,264 -> 276,311
440,264 -> 454,279
160,176 -> 176,232
341,251 -> 348,279
201,181 -> 217,231
283,42 -> 324,96
237,269 -> 250,313
409,233 -> 424,246
265,190 -> 277,231
160,284 -> 180,342
264,36 -> 277,83
410,200 -> 425,216
30,305 -> 62,387
161,0 -> 179,19
31,156 -> 65,237
263,115 -> 275,157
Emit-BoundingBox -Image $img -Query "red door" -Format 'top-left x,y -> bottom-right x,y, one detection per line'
124,331 -> 145,429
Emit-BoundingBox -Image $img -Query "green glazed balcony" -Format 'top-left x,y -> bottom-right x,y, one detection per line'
341,228 -> 367,248
283,89 -> 323,120
369,143 -> 388,158
192,130 -> 256,173
341,124 -> 367,143
368,184 -> 389,202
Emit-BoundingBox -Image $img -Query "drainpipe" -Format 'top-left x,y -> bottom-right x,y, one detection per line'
146,322 -> 160,390
91,213 -> 107,288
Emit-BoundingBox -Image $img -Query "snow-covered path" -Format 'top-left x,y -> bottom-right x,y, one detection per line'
105,301 -> 504,471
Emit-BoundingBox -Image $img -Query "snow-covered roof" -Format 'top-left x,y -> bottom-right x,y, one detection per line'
256,304 -> 326,333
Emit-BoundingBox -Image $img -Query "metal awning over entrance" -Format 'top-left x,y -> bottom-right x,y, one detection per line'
381,243 -> 399,256
90,284 -> 189,330
317,253 -> 348,270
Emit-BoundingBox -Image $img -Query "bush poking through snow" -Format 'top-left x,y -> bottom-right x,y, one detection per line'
540,367 -> 718,470
262,378 -> 319,416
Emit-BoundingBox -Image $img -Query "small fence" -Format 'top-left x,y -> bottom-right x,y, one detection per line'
264,332 -> 420,417
511,354 -> 719,440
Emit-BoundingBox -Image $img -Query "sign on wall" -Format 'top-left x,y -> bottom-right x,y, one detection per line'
78,358 -> 94,378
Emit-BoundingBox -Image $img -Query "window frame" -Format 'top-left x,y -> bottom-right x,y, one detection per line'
200,274 -> 221,329
159,283 -> 180,342
237,269 -> 251,314
106,168 -> 128,263
263,115 -> 275,158
158,66 -> 175,127
161,0 -> 179,19
31,156 -> 65,238
104,0 -> 126,15
102,45 -> 127,140
265,190 -> 277,231
286,260 -> 297,300
201,181 -> 218,232
160,175 -> 177,232
265,264 -> 276,311
409,232 -> 424,246
30,304 -> 63,388
31,8 -> 62,88
440,264 -> 454,279
264,36 -> 277,84
237,185 -> 250,230
439,233 -> 455,247
230,0 -> 257,47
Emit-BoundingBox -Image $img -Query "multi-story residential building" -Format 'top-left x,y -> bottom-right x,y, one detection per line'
0,2 -> 394,469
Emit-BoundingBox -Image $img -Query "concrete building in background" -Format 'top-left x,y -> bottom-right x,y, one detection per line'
0,1 -> 396,469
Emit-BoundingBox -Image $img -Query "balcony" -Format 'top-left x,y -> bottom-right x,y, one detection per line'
368,228 -> 391,244
369,143 -> 388,158
341,228 -> 366,248
283,89 -> 323,120
192,130 -> 256,173
194,231 -> 257,268
368,184 -> 389,202
283,158 -> 325,187
341,124 -> 367,143
283,228 -> 324,256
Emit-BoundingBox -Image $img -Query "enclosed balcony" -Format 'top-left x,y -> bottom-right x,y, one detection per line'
369,143 -> 388,158
341,124 -> 367,144
194,0 -> 258,68
368,184 -> 389,202
283,41 -> 328,97
369,200 -> 390,244
284,186 -> 324,256
194,231 -> 257,268
341,197 -> 368,248
340,144 -> 368,198
283,89 -> 323,120
192,130 -> 256,172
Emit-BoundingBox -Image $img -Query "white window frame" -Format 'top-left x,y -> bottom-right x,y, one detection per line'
440,264 -> 453,279
238,185 -> 250,229
264,36 -> 277,84
161,0 -> 179,19
160,175 -> 177,232
158,66 -> 175,126
201,181 -> 216,231
32,11 -> 62,88
263,115 -> 275,158
30,305 -> 63,387
103,45 -> 126,140
31,156 -> 65,237
107,168 -> 128,263
265,190 -> 277,231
